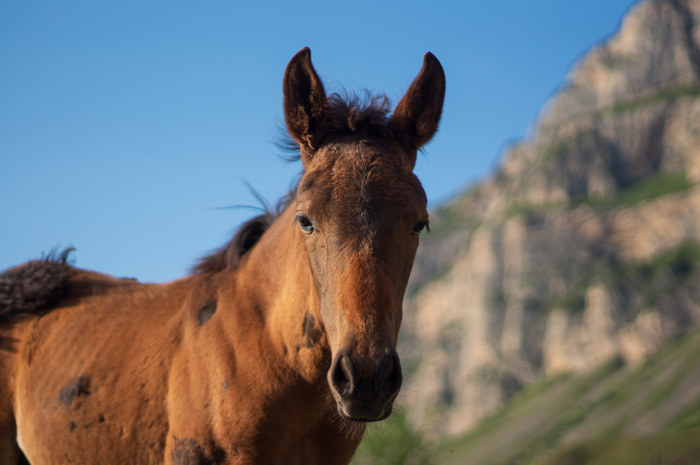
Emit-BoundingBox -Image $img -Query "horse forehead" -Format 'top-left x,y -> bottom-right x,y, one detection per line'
297,140 -> 426,228
329,141 -> 413,195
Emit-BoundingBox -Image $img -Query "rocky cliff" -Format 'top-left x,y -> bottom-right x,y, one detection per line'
402,0 -> 700,437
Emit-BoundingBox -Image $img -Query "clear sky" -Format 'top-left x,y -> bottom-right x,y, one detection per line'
1,0 -> 639,282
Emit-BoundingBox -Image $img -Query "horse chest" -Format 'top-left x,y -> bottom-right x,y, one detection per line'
166,430 -> 358,465
162,337 -> 359,465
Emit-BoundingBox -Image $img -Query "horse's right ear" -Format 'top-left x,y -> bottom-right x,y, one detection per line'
283,48 -> 328,164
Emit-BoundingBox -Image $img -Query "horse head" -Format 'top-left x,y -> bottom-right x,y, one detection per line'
283,48 -> 445,422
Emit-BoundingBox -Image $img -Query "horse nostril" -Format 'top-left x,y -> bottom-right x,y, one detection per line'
379,353 -> 402,398
331,352 -> 356,398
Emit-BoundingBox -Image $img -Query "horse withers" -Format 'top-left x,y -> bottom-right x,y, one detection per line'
0,47 -> 445,465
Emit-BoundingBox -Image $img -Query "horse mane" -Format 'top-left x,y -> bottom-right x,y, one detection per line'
0,248 -> 75,323
325,91 -> 393,137
196,91 -> 392,274
278,91 -> 394,157
191,213 -> 276,274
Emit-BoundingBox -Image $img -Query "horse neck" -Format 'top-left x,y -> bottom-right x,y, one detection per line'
232,206 -> 330,384
216,207 -> 368,453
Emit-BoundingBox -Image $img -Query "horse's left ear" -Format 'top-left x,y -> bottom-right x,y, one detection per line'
283,47 -> 329,165
389,52 -> 446,167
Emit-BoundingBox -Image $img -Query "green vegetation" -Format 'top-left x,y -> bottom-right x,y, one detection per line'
619,239 -> 700,284
545,285 -> 587,313
504,200 -> 568,218
554,85 -> 700,124
542,129 -> 596,162
538,430 -> 700,465
600,53 -> 626,70
536,239 -> 700,317
448,372 -> 573,445
353,325 -> 700,465
603,85 -> 700,114
667,395 -> 700,431
612,239 -> 700,310
435,361 -> 624,465
351,410 -> 431,465
634,240 -> 700,281
583,172 -> 693,208
505,172 -> 694,220
498,83 -> 700,220
427,200 -> 481,236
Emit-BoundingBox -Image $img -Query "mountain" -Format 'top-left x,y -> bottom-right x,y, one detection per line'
353,325 -> 700,465
399,0 -> 700,440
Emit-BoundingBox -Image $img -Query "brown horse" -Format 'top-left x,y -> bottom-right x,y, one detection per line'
0,47 -> 445,465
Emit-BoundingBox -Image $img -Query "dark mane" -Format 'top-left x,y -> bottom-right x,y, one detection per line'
198,92 -> 392,274
326,92 -> 393,137
279,91 -> 393,157
0,248 -> 74,323
192,213 -> 275,274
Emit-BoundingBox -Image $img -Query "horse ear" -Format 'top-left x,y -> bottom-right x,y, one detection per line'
283,47 -> 328,163
389,52 -> 446,167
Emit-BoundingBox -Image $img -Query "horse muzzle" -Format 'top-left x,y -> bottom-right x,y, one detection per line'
328,347 -> 403,422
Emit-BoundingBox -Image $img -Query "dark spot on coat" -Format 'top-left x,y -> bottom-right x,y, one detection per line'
172,438 -> 203,465
211,445 -> 226,463
69,421 -> 77,431
58,376 -> 90,407
172,436 -> 225,465
303,312 -> 323,348
197,299 -> 217,326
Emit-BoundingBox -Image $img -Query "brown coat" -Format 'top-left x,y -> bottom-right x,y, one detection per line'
0,47 -> 445,465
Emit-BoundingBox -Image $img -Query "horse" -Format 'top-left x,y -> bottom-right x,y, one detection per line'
0,47 -> 445,465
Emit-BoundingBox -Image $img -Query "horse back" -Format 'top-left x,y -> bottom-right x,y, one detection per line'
1,261 -> 199,464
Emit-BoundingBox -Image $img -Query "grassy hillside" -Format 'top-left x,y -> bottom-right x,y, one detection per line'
353,324 -> 700,465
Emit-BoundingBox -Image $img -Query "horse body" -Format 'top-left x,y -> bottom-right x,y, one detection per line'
10,274 -> 177,464
0,48 -> 444,464
6,213 -> 357,464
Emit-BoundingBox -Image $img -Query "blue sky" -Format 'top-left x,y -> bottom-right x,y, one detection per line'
1,0 -> 638,282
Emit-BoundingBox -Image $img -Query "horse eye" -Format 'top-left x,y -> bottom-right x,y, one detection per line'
412,220 -> 430,236
295,215 -> 315,234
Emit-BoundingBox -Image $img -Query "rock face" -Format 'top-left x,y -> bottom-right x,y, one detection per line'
403,0 -> 700,437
